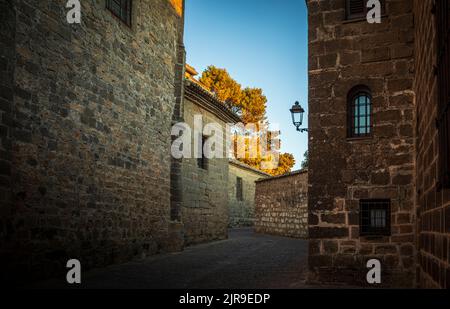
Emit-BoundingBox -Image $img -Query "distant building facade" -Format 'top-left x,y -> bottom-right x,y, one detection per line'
255,170 -> 308,238
228,159 -> 270,228
181,69 -> 241,245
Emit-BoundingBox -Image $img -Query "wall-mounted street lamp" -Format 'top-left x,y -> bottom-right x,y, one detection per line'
290,101 -> 308,133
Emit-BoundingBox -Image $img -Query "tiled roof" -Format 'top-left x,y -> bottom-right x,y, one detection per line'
229,159 -> 272,177
184,79 -> 242,123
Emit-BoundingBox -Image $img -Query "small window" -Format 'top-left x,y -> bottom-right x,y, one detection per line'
346,0 -> 385,20
360,199 -> 391,236
348,85 -> 372,138
346,0 -> 366,19
236,177 -> 243,201
197,135 -> 208,170
436,0 -> 450,189
106,0 -> 132,26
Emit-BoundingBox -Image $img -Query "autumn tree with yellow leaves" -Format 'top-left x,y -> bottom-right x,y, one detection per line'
199,66 -> 242,107
199,65 -> 295,176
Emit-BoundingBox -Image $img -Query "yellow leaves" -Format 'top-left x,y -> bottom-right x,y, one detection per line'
200,65 -> 295,175
169,0 -> 183,17
231,132 -> 295,176
199,66 -> 242,106
199,66 -> 267,124
240,87 -> 267,124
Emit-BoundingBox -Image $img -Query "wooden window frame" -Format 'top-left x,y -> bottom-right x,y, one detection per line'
436,0 -> 450,189
347,85 -> 373,139
106,0 -> 132,27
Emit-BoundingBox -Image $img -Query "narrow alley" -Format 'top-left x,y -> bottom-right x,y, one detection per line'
34,229 -> 308,289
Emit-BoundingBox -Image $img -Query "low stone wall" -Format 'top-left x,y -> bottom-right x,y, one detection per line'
255,171 -> 308,238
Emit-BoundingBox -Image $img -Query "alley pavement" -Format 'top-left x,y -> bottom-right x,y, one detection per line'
33,228 -> 310,289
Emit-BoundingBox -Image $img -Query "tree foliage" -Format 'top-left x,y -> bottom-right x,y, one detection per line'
199,66 -> 242,106
200,65 -> 295,176
266,153 -> 296,177
199,66 -> 267,124
240,87 -> 267,124
301,150 -> 308,170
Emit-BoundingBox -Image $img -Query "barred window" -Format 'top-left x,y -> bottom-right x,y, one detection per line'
346,0 -> 385,20
348,85 -> 372,138
106,0 -> 132,26
236,177 -> 243,201
360,199 -> 391,236
436,0 -> 450,189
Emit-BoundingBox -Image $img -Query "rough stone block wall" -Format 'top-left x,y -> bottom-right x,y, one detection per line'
0,0 -> 15,280
181,97 -> 229,245
228,162 -> 269,228
255,171 -> 308,238
0,0 -> 184,285
307,0 -> 416,287
414,0 -> 450,289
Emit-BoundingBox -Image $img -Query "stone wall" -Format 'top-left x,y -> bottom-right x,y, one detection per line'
181,81 -> 239,245
307,0 -> 416,287
255,171 -> 308,238
414,0 -> 450,289
0,0 -> 185,285
228,160 -> 269,228
0,0 -> 16,280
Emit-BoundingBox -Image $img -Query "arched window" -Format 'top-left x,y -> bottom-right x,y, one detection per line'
348,86 -> 372,138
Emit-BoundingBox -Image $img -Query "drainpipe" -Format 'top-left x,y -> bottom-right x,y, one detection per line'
168,0 -> 186,252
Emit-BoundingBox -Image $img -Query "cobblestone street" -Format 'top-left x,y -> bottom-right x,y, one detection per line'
34,229 -> 309,289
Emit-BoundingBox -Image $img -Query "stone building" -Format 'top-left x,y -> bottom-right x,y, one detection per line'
0,0 -> 186,284
414,0 -> 450,289
308,0 -> 417,287
228,159 -> 270,228
181,68 -> 241,245
255,170 -> 308,238
307,0 -> 450,288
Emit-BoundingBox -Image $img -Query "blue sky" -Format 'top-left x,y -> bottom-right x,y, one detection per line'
184,0 -> 309,170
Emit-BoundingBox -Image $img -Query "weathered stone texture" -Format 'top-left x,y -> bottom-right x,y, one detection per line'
181,86 -> 232,245
228,160 -> 270,228
307,0 -> 416,287
414,0 -> 450,289
0,0 -> 16,281
0,0 -> 184,284
255,171 -> 308,238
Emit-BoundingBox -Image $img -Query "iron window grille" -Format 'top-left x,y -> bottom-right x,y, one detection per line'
360,199 -> 391,236
236,177 -> 243,201
348,86 -> 372,138
106,0 -> 132,26
436,0 -> 450,189
346,0 -> 385,20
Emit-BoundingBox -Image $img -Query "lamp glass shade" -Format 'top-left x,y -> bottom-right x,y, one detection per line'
290,101 -> 305,128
